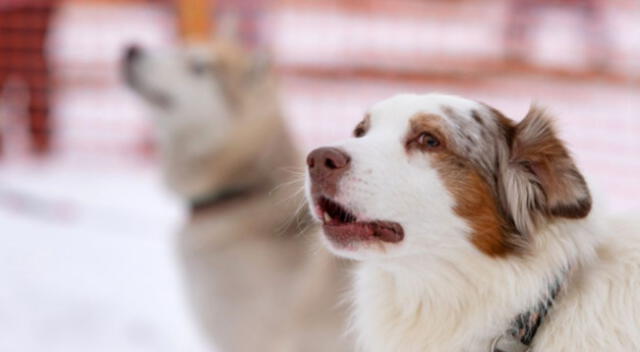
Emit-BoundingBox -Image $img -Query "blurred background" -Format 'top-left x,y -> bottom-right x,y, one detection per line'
1,0 -> 638,351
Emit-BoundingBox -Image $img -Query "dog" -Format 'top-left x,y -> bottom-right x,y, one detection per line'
123,41 -> 353,352
305,93 -> 640,351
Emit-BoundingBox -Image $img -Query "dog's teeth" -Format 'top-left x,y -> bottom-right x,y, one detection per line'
324,212 -> 332,223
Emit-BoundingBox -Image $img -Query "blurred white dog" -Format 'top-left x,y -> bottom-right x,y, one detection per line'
305,93 -> 640,351
123,40 -> 352,352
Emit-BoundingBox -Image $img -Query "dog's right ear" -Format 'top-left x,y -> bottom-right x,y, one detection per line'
500,106 -> 591,236
217,12 -> 241,42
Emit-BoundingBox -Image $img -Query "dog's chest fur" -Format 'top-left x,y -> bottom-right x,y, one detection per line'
350,218 -> 640,352
180,199 -> 353,352
353,262 -> 523,352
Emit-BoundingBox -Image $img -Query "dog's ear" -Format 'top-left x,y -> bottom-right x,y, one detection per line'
248,51 -> 271,79
501,106 -> 591,235
217,13 -> 240,42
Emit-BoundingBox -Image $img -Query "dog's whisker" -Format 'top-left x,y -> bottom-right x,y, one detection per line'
269,176 -> 306,196
270,181 -> 307,207
276,197 -> 312,236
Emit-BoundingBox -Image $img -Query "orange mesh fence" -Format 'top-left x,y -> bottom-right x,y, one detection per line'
0,1 -> 57,155
270,0 -> 640,80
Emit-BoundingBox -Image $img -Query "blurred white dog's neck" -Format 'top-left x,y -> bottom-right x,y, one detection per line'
351,220 -> 600,351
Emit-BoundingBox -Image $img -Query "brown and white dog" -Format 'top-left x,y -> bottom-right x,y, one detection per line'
123,41 -> 353,352
305,93 -> 640,351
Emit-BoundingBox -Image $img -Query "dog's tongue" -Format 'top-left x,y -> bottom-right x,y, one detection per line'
322,221 -> 403,247
371,222 -> 404,243
323,223 -> 374,246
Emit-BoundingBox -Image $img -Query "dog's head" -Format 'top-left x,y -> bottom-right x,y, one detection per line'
122,41 -> 279,198
305,93 -> 591,260
122,40 -> 270,144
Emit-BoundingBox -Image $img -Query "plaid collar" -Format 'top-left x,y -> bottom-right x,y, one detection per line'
189,183 -> 266,214
491,268 -> 569,352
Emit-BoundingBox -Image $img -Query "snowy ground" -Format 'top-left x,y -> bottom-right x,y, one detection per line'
0,162 -> 210,352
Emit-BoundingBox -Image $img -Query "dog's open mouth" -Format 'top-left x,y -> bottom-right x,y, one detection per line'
315,196 -> 404,247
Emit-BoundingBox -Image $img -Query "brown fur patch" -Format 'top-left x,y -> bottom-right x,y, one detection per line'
512,107 -> 591,219
353,114 -> 371,138
490,106 -> 517,149
435,153 -> 516,256
409,114 -> 515,256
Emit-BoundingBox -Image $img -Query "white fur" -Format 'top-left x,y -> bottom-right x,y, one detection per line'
306,93 -> 640,351
126,45 -> 234,199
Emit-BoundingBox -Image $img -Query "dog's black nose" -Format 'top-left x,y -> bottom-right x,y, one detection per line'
123,45 -> 144,87
307,147 -> 351,196
124,45 -> 142,64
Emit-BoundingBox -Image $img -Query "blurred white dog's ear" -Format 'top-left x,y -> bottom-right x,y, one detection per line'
249,50 -> 272,78
217,12 -> 241,42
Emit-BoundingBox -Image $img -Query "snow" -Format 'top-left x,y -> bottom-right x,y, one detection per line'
0,162 -> 210,352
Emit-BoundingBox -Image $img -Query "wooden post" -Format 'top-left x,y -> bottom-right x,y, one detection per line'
178,0 -> 214,42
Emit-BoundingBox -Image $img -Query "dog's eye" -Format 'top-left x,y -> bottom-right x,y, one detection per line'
417,132 -> 440,149
189,61 -> 210,75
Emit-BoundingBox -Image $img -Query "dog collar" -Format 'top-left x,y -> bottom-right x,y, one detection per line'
491,269 -> 568,352
189,184 -> 263,214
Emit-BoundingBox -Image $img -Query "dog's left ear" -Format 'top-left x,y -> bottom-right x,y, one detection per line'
248,51 -> 271,79
501,106 -> 591,235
